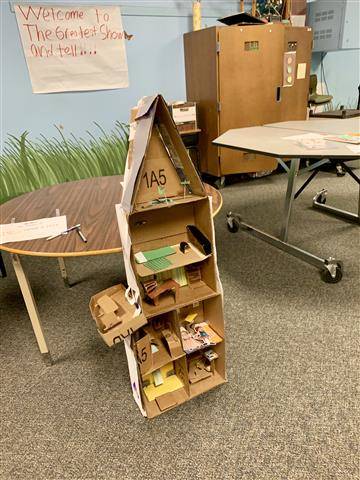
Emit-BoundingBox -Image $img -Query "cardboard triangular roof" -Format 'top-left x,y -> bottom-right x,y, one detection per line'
121,94 -> 205,214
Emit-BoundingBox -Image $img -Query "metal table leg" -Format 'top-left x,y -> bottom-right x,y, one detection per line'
226,158 -> 343,283
58,257 -> 70,287
312,163 -> 360,224
0,252 -> 7,278
280,158 -> 300,242
11,254 -> 52,364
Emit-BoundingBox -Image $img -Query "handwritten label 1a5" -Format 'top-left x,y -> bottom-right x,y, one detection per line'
143,169 -> 167,189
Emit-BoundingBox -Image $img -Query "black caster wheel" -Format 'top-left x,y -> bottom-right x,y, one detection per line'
336,165 -> 346,177
227,217 -> 240,233
318,193 -> 327,204
320,264 -> 343,283
214,176 -> 226,190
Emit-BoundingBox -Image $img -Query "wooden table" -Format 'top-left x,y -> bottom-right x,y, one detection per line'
0,176 -> 222,363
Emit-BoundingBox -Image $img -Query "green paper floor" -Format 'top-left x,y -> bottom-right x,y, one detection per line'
1,169 -> 359,480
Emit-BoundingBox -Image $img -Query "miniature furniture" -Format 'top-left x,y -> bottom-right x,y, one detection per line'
147,279 -> 180,306
117,94 -> 226,417
214,117 -> 359,283
184,23 -> 313,186
0,176 -> 222,364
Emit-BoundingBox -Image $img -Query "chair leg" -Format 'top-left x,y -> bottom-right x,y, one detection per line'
0,252 -> 7,278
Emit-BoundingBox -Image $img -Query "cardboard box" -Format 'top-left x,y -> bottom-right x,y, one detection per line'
169,101 -> 197,133
116,94 -> 226,417
89,284 -> 147,347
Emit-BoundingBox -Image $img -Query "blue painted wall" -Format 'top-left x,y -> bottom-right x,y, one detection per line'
1,0 -> 359,149
309,0 -> 360,108
1,1 -> 229,146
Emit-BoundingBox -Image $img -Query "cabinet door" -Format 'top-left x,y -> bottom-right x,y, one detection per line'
218,25 -> 284,175
218,25 -> 284,131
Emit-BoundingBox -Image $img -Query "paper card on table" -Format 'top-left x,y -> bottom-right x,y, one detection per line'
283,133 -> 324,140
0,216 -> 67,244
346,144 -> 360,154
283,133 -> 338,150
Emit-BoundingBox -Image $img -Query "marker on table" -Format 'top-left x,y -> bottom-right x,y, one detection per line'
47,224 -> 87,243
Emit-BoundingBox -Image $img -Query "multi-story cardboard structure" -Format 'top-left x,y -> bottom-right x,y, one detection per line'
109,94 -> 226,418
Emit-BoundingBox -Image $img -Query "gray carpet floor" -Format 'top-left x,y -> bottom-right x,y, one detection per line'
1,170 -> 359,480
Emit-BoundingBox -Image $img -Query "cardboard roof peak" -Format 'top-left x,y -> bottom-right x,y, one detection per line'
121,94 -> 206,214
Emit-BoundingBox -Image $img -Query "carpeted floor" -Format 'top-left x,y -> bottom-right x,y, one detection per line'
1,169 -> 359,480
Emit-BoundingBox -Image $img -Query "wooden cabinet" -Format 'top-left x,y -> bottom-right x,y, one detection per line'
184,24 -> 313,179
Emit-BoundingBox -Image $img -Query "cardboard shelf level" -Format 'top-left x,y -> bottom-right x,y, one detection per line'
143,386 -> 189,419
136,243 -> 209,277
143,372 -> 226,418
143,282 -> 218,318
133,194 -> 205,213
142,350 -> 185,377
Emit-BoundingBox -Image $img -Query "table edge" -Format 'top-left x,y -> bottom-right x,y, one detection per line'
0,191 -> 223,258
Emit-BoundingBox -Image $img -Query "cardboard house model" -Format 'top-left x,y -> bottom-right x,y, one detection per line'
91,95 -> 226,418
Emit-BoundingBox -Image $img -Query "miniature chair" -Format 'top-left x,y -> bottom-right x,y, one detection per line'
308,74 -> 333,108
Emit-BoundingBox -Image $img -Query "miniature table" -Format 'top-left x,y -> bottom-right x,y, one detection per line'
214,118 -> 359,283
0,176 -> 222,363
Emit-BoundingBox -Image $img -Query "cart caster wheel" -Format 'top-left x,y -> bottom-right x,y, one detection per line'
336,165 -> 345,177
214,176 -> 226,190
227,216 -> 240,233
317,193 -> 327,204
321,264 -> 343,283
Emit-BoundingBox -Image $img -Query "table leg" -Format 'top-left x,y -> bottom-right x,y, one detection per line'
0,252 -> 7,278
226,157 -> 343,283
280,158 -> 300,242
57,257 -> 70,287
11,254 -> 52,365
312,162 -> 360,224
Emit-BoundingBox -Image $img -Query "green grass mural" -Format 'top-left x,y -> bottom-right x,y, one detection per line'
0,122 -> 129,204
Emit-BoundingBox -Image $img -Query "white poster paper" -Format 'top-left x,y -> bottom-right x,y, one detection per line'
14,4 -> 129,93
0,216 -> 67,244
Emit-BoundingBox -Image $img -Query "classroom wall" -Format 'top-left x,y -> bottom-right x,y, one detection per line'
0,1 -> 236,147
309,0 -> 360,108
1,0 -> 359,150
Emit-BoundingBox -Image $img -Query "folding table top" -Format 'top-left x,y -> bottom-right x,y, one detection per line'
213,118 -> 360,160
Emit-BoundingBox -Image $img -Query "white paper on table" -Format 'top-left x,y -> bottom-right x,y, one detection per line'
345,144 -> 360,154
283,133 -> 325,140
283,133 -> 338,150
0,216 -> 67,244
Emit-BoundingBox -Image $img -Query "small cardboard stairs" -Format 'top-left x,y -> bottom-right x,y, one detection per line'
90,94 -> 226,418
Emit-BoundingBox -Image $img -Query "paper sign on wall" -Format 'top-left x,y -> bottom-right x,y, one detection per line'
14,4 -> 129,93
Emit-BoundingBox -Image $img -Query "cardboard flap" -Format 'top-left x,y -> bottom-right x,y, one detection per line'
97,295 -> 118,314
121,99 -> 158,213
89,284 -> 147,346
135,95 -> 158,119
156,392 -> 178,411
